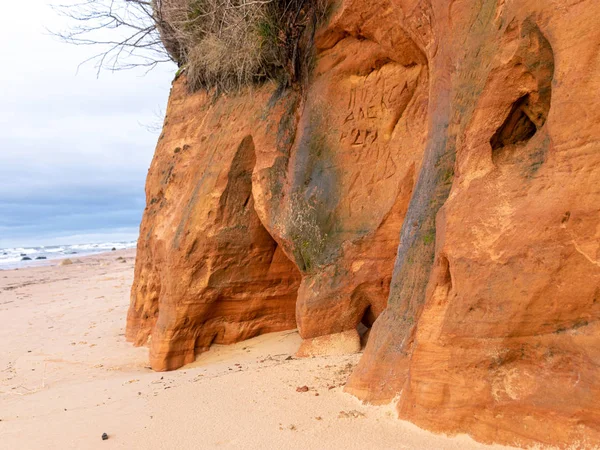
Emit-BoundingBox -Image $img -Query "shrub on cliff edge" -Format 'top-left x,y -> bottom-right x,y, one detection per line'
155,0 -> 329,92
55,0 -> 329,93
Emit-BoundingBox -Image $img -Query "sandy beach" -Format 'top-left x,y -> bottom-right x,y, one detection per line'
0,251 -> 514,450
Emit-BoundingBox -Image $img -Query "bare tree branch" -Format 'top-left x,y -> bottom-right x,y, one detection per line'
52,0 -> 329,91
50,0 -> 175,76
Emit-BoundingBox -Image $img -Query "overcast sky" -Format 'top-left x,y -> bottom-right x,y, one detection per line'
0,1 -> 175,248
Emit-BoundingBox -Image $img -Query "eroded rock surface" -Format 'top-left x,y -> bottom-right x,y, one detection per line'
129,0 -> 429,370
129,0 -> 600,447
126,83 -> 303,371
346,0 -> 600,448
253,0 -> 430,341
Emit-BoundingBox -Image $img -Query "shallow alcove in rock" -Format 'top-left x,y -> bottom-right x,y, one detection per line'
127,83 -> 302,371
490,94 -> 538,151
489,19 -> 554,167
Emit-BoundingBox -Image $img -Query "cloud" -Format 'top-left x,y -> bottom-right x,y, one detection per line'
0,1 -> 175,248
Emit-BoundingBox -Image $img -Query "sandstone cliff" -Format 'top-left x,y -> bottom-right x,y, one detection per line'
128,0 -> 600,447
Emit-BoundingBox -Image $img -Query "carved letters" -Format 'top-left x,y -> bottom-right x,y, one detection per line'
339,74 -> 412,149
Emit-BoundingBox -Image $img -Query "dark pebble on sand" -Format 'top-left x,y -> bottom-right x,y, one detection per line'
35,256 -> 46,260
21,257 -> 31,261
102,433 -> 108,441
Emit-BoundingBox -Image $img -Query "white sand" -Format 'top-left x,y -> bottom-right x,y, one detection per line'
0,251 -> 515,450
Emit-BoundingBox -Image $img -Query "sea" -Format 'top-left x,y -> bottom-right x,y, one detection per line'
0,240 -> 137,270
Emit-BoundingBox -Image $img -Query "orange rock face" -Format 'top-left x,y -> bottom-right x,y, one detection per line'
253,0 -> 430,342
129,0 -> 429,370
126,83 -> 303,371
129,0 -> 600,446
346,0 -> 600,448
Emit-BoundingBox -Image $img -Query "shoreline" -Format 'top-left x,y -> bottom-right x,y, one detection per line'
0,251 -> 513,450
0,247 -> 137,271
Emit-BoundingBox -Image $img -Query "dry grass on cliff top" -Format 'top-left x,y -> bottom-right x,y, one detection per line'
154,0 -> 329,92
